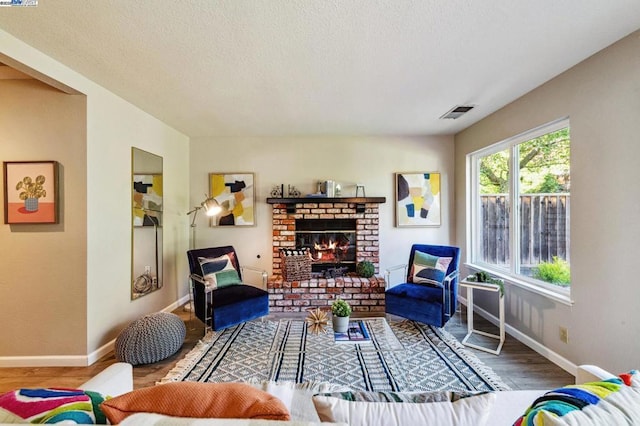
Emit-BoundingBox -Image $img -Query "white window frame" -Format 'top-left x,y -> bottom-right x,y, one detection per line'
466,117 -> 573,305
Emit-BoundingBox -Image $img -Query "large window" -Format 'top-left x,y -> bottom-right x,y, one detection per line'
469,118 -> 570,295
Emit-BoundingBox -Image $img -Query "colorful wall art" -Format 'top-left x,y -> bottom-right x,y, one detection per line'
395,172 -> 441,227
209,173 -> 255,227
132,174 -> 163,227
3,161 -> 58,224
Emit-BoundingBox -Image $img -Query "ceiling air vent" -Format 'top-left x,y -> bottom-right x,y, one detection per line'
440,105 -> 475,120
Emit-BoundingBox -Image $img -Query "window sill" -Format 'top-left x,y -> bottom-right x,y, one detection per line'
464,263 -> 574,307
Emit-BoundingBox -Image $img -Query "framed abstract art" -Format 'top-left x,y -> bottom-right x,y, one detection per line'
395,172 -> 441,227
209,172 -> 256,227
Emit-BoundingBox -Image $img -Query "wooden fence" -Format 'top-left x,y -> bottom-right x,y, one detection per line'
480,194 -> 570,268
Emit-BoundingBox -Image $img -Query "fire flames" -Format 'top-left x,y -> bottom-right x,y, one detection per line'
310,240 -> 349,262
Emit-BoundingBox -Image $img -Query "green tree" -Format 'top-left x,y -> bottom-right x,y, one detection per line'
480,128 -> 570,194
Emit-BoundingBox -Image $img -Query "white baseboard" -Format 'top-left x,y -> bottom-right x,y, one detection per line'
0,356 -> 89,368
0,295 -> 192,368
458,297 -> 577,376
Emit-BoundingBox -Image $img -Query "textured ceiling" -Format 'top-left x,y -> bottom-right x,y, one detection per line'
0,1 -> 639,138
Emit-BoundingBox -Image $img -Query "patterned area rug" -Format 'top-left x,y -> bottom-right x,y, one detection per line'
160,318 -> 510,392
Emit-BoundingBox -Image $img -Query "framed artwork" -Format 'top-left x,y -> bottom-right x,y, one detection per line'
133,174 -> 163,227
209,172 -> 255,227
3,161 -> 59,224
395,172 -> 441,227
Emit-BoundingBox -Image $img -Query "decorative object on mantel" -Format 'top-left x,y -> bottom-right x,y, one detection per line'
331,298 -> 352,333
287,185 -> 300,197
305,307 -> 329,334
270,184 -> 301,197
464,271 -> 504,296
395,172 -> 441,227
270,185 -> 283,198
3,161 -> 59,224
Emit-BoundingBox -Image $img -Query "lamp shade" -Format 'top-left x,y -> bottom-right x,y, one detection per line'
201,197 -> 221,217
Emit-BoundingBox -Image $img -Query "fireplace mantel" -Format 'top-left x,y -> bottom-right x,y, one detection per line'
267,196 -> 385,204
267,197 -> 385,213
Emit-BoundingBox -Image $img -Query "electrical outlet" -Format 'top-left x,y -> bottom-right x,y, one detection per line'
145,266 -> 151,274
559,326 -> 569,344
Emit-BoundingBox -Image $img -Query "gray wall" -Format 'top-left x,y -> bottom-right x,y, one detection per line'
454,31 -> 640,373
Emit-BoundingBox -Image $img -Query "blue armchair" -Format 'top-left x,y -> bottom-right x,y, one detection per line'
187,246 -> 269,331
385,244 -> 460,327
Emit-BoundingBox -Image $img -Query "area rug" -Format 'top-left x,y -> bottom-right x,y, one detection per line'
160,318 -> 510,392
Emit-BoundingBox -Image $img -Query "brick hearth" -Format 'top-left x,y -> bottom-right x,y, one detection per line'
267,275 -> 386,313
268,200 -> 385,313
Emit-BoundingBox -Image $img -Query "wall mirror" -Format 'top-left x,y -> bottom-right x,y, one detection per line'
131,147 -> 163,299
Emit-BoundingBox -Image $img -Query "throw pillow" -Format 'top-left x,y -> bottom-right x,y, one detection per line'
312,390 -> 495,426
100,382 -> 290,424
410,250 -> 453,287
198,254 -> 241,289
0,388 -> 108,424
245,380 -> 349,423
514,371 -> 640,425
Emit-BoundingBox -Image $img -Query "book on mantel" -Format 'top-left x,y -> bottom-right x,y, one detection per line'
334,320 -> 372,344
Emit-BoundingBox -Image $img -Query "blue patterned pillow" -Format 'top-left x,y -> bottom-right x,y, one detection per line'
198,254 -> 240,289
410,250 -> 452,287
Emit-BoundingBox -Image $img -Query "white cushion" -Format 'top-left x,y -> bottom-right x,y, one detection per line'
120,413 -> 347,426
312,391 -> 496,426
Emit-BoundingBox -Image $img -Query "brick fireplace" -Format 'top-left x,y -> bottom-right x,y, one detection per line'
267,197 -> 386,313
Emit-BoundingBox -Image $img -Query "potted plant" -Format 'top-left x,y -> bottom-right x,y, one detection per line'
331,298 -> 352,333
16,175 -> 46,212
466,271 -> 505,296
356,260 -> 375,278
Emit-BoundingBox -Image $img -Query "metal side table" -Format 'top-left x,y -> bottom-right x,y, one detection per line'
459,279 -> 505,355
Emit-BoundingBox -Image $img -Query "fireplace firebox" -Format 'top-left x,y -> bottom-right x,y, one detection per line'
295,219 -> 356,275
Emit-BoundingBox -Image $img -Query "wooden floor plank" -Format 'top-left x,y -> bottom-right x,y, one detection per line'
0,305 -> 574,393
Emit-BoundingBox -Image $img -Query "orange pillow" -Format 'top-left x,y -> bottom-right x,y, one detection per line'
100,382 -> 290,424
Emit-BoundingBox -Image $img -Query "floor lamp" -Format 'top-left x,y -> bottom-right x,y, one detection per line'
185,196 -> 222,317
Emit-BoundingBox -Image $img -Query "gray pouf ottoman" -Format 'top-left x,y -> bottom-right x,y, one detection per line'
115,312 -> 186,365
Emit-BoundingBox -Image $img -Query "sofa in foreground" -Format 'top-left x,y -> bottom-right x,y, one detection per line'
1,362 -> 638,425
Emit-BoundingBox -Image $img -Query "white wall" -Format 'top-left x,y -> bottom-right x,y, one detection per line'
0,29 -> 190,364
189,136 -> 455,277
455,31 -> 640,373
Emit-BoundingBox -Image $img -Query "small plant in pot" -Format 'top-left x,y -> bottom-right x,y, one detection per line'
356,261 -> 375,278
331,298 -> 352,333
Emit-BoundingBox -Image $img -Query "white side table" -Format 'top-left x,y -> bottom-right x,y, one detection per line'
459,280 -> 505,355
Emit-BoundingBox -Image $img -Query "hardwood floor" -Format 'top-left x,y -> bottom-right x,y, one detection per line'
443,310 -> 574,390
0,305 -> 574,393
